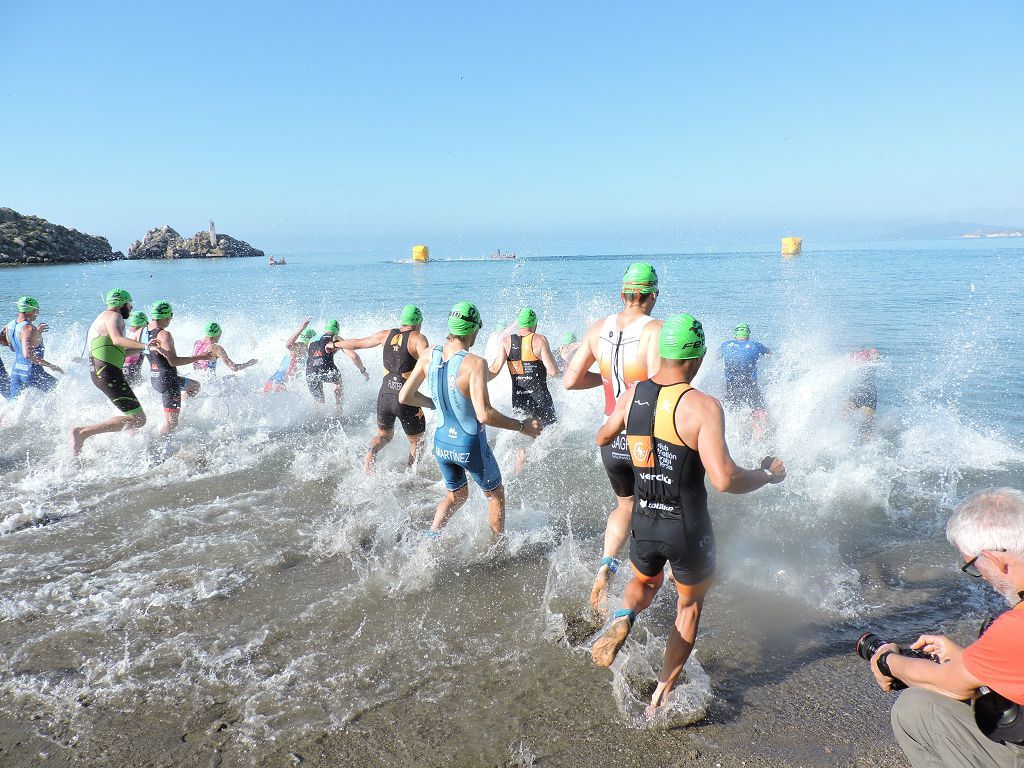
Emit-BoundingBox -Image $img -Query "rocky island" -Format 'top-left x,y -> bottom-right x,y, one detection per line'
0,207 -> 122,265
0,207 -> 265,266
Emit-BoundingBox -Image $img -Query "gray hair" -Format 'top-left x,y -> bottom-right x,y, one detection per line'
946,488 -> 1024,559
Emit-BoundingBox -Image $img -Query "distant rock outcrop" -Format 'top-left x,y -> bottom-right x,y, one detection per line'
127,226 -> 264,260
0,207 -> 122,265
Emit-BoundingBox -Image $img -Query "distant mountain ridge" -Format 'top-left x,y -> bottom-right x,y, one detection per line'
886,222 -> 1024,239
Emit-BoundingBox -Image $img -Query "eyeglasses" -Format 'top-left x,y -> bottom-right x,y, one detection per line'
961,549 -> 1008,578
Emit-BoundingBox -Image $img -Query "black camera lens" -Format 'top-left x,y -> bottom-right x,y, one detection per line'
856,632 -> 885,661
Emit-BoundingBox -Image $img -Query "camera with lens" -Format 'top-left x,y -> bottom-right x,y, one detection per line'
855,632 -> 937,690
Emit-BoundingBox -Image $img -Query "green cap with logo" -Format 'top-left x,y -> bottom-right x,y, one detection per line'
659,313 -> 706,360
561,332 -> 577,345
299,328 -> 317,342
150,301 -> 173,320
400,305 -> 423,326
128,311 -> 148,328
517,307 -> 538,328
205,322 -> 222,337
622,262 -> 659,295
734,323 -> 750,339
16,296 -> 40,313
448,301 -> 482,336
105,288 -> 133,308
324,319 -> 340,335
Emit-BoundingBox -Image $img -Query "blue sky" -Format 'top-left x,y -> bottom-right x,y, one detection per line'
1,1 -> 1022,255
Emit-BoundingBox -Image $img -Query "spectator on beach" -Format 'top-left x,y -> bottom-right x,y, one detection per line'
869,488 -> 1024,767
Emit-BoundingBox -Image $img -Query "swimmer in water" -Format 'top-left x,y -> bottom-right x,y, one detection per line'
591,313 -> 787,716
147,302 -> 214,436
488,307 -> 559,472
71,289 -> 154,455
717,323 -> 771,440
399,302 -> 543,537
123,311 -> 149,386
555,331 -> 581,371
4,296 -> 63,398
846,347 -> 879,442
337,305 -> 430,473
305,320 -> 369,416
192,322 -> 258,377
263,321 -> 316,393
563,262 -> 664,617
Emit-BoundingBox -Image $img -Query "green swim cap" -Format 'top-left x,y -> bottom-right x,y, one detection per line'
16,296 -> 40,313
517,307 -> 538,328
324,319 -> 340,335
128,311 -> 148,328
734,323 -> 750,339
561,332 -> 577,345
105,288 -> 132,308
448,301 -> 483,336
299,328 -> 317,342
150,301 -> 173,320
622,262 -> 659,295
400,304 -> 423,325
659,313 -> 706,360
205,321 -> 222,337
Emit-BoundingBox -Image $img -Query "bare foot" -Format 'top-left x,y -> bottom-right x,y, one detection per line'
70,427 -> 84,457
589,565 -> 613,618
363,453 -> 375,474
646,681 -> 671,719
591,615 -> 632,667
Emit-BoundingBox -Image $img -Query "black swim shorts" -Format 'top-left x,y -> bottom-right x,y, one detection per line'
91,359 -> 143,415
601,433 -> 634,498
376,388 -> 425,435
629,510 -> 716,586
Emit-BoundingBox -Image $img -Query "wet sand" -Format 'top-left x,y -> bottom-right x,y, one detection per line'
0,551 -> 915,768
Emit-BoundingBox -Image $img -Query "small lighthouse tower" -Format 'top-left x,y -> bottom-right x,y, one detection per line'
209,220 -> 218,248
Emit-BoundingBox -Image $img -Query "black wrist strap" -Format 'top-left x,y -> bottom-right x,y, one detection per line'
877,650 -> 895,678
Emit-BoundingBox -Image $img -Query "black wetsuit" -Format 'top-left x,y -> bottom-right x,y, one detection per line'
507,333 -> 556,426
306,333 -> 341,403
376,329 -> 425,435
626,379 -> 715,585
149,327 -> 192,412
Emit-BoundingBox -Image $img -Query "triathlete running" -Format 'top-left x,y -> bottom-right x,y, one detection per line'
305,319 -> 368,416
263,321 -> 317,393
555,331 -> 581,371
123,311 -> 149,385
488,307 -> 559,471
337,305 -> 429,473
192,322 -> 258,376
592,313 -> 786,717
71,289 -> 153,455
399,302 -> 543,537
717,322 -> 770,439
4,296 -> 63,398
563,262 -> 664,616
148,301 -> 213,436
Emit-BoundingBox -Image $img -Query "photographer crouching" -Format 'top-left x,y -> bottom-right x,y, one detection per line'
866,488 -> 1024,767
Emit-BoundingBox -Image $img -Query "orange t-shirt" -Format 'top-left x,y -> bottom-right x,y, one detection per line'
962,607 -> 1024,705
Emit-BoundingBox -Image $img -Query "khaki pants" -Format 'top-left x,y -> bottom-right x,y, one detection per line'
892,687 -> 1024,768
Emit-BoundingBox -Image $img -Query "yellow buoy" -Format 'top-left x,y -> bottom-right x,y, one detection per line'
781,236 -> 802,257
412,244 -> 429,263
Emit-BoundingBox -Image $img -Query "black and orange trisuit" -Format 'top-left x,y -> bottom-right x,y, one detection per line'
377,328 -> 425,435
507,332 -> 557,426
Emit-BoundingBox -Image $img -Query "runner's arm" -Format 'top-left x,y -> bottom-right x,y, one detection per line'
596,389 -> 631,445
536,334 -> 560,377
695,396 -> 785,492
335,340 -> 369,379
216,344 -> 257,372
284,320 -> 310,351
104,314 -> 147,351
563,325 -> 601,390
0,325 -> 9,348
23,325 -> 63,373
398,354 -> 434,409
487,338 -> 509,381
642,320 -> 663,381
468,356 -> 530,433
154,333 -> 208,366
336,329 -> 389,350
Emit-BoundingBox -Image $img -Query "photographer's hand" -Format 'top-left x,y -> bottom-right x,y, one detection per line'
911,635 -> 962,664
870,643 -> 900,691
